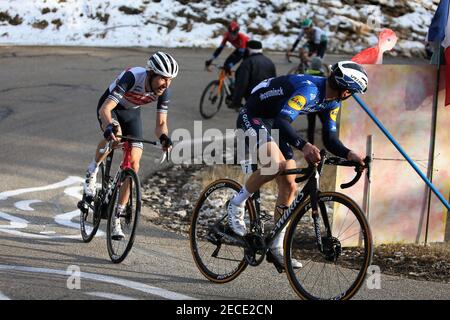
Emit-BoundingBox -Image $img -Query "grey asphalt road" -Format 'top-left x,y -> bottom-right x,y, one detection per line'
0,46 -> 448,301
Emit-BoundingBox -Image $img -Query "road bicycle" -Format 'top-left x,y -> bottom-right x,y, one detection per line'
77,135 -> 165,263
286,52 -> 330,76
189,150 -> 373,300
199,64 -> 236,119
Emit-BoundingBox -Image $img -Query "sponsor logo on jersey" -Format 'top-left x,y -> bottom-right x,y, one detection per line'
259,87 -> 284,100
330,107 -> 340,121
288,95 -> 307,111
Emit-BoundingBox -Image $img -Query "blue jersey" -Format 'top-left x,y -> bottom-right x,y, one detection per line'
246,74 -> 340,132
241,74 -> 350,159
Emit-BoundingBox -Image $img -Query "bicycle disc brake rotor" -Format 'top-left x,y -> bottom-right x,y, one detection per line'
321,236 -> 342,262
244,233 -> 266,266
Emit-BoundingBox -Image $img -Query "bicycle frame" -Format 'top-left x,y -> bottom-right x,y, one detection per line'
100,141 -> 133,208
257,167 -> 328,253
248,153 -> 369,255
211,67 -> 233,97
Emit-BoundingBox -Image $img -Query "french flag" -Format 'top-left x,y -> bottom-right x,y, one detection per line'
427,0 -> 450,106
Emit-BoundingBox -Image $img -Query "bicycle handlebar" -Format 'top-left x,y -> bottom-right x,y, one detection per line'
279,150 -> 371,188
116,135 -> 158,145
100,135 -> 169,164
206,63 -> 234,75
325,155 -> 371,189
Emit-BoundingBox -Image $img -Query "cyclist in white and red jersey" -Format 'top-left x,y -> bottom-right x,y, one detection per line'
205,21 -> 249,73
82,51 -> 179,239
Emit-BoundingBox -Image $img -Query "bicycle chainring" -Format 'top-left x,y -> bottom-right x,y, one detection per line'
244,233 -> 266,266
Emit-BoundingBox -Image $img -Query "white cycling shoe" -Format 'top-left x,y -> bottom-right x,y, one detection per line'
270,247 -> 303,269
111,217 -> 125,241
83,170 -> 97,198
226,201 -> 247,236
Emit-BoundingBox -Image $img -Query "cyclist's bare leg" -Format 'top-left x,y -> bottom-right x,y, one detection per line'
92,123 -> 123,165
118,146 -> 142,207
274,159 -> 297,220
244,141 -> 288,194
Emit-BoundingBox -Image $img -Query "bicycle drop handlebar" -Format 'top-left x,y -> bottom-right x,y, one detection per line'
280,149 -> 371,189
100,135 -> 168,164
116,135 -> 158,145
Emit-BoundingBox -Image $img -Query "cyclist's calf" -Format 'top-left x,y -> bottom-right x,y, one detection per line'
129,147 -> 143,173
276,159 -> 298,203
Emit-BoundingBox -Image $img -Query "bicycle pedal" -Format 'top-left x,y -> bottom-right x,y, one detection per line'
77,201 -> 88,213
266,251 -> 285,274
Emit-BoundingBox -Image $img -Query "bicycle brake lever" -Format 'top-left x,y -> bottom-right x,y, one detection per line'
99,142 -> 111,154
158,150 -> 170,164
364,156 -> 372,183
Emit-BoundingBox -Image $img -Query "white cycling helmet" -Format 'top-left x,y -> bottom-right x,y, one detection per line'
330,61 -> 368,94
147,51 -> 179,78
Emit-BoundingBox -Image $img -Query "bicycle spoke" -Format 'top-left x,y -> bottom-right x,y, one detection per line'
286,194 -> 372,300
190,180 -> 249,282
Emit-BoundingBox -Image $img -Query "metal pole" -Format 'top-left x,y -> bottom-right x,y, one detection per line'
363,135 -> 373,223
352,94 -> 450,211
446,192 -> 450,242
359,135 -> 373,247
424,47 -> 441,244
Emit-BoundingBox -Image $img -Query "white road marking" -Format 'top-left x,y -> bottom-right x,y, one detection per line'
0,211 -> 28,229
0,176 -> 84,201
0,176 -> 104,239
0,265 -> 196,300
85,292 -> 138,300
0,291 -> 11,300
54,210 -> 82,231
61,185 -> 105,237
14,200 -> 43,211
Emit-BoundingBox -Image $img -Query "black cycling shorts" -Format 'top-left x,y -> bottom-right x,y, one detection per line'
236,107 -> 294,161
97,89 -> 144,149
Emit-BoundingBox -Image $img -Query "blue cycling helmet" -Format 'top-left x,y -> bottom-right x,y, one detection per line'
330,61 -> 368,94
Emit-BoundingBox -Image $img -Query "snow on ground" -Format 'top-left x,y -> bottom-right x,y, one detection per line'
0,0 -> 437,56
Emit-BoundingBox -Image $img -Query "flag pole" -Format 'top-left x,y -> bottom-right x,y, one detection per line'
352,94 -> 450,212
424,44 -> 442,244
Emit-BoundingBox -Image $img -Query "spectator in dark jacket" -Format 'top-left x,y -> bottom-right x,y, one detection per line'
231,40 -> 277,110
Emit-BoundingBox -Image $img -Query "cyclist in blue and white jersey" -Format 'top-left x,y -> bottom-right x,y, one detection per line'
229,61 -> 368,268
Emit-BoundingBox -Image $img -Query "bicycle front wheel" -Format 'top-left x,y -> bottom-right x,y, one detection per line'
106,168 -> 141,263
80,163 -> 104,242
285,192 -> 373,300
199,80 -> 223,119
189,179 -> 256,283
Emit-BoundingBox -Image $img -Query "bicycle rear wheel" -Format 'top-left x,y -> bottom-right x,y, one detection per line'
199,80 -> 223,119
106,168 -> 141,263
285,192 -> 372,300
79,163 -> 104,242
189,179 -> 256,283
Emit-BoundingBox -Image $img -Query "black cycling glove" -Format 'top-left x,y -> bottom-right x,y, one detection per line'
159,133 -> 173,148
103,123 -> 116,140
